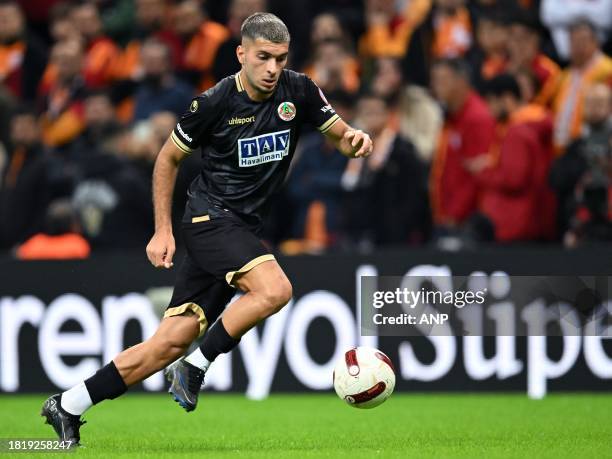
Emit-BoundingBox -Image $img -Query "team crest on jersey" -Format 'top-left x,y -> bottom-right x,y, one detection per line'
190,100 -> 199,112
238,129 -> 291,167
277,102 -> 296,121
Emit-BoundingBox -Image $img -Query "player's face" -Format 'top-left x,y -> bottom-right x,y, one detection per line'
238,38 -> 289,97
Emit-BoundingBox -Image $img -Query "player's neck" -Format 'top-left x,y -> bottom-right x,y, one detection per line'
239,70 -> 275,102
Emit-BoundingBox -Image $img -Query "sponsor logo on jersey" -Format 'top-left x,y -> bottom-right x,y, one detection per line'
238,129 -> 290,167
176,123 -> 193,143
321,104 -> 335,114
277,102 -> 296,121
228,115 -> 256,125
190,100 -> 199,112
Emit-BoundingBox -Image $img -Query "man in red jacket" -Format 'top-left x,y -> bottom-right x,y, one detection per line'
430,58 -> 495,230
466,74 -> 556,242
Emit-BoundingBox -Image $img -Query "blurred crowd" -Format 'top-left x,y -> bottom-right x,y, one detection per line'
0,0 -> 611,258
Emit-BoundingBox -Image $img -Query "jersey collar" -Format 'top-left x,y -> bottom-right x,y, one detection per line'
235,72 -> 245,92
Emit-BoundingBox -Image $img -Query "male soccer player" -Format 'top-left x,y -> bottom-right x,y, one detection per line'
41,12 -> 372,444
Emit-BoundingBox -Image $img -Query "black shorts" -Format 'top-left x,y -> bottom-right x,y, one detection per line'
163,211 -> 275,336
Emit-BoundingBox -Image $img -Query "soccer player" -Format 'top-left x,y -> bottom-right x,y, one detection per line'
41,12 -> 372,444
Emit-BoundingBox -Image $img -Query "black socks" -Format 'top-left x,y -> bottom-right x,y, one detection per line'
84,361 -> 128,404
200,319 -> 240,362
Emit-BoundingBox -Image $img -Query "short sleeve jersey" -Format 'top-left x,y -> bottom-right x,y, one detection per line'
171,69 -> 341,232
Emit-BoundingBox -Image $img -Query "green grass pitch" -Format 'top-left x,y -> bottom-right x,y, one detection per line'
0,393 -> 611,458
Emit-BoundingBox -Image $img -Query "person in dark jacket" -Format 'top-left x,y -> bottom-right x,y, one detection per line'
341,91 -> 430,246
0,107 -> 49,249
550,82 -> 612,245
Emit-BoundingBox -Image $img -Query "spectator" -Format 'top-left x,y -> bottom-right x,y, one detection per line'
70,2 -> 120,88
40,3 -> 79,97
310,12 -> 350,48
16,199 -> 90,259
0,1 -> 47,102
132,38 -> 193,122
541,0 -> 612,61
48,2 -> 79,44
467,74 -> 556,242
99,0 -> 136,45
429,58 -> 495,229
70,90 -> 121,162
71,126 -> 154,249
213,0 -> 267,82
506,12 -> 561,106
125,111 -> 177,174
39,39 -> 86,148
111,0 -> 182,82
174,0 -> 229,91
468,9 -> 509,90
0,107 -> 49,248
305,39 -> 360,94
550,82 -> 612,237
342,92 -> 429,246
370,57 -> 442,162
431,0 -> 472,58
359,0 -> 432,59
552,20 -> 612,151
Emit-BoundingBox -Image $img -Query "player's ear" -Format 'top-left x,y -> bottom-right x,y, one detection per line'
236,45 -> 245,65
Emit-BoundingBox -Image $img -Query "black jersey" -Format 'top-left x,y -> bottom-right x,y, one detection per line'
171,69 -> 341,232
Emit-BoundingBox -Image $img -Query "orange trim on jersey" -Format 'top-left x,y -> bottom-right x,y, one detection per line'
429,126 -> 450,224
358,0 -> 431,58
111,41 -> 141,80
533,54 -> 561,106
5,146 -> 26,188
41,105 -> 85,147
510,104 -> 548,125
0,41 -> 25,79
183,22 -> 229,72
553,53 -> 612,150
432,7 -> 472,58
84,37 -> 120,87
481,55 -> 507,80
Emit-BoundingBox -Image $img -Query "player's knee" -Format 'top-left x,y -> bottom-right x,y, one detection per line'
259,279 -> 292,315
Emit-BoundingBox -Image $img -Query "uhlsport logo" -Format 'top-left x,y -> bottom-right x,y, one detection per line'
229,115 -> 256,125
238,129 -> 290,167
277,101 -> 296,121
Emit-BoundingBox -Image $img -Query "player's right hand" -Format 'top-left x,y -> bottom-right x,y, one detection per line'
146,231 -> 175,269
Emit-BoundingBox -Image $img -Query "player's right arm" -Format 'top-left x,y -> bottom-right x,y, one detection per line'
145,92 -> 217,269
146,138 -> 189,269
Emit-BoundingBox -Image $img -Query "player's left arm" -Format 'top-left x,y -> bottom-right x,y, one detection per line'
323,118 -> 373,158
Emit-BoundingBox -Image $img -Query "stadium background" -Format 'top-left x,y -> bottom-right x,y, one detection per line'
0,1 -> 611,456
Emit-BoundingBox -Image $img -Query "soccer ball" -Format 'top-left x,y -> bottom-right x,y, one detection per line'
333,347 -> 395,409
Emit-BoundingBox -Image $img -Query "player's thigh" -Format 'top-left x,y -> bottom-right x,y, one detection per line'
165,253 -> 235,337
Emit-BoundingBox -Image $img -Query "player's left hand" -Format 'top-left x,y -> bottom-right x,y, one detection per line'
344,129 -> 373,158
